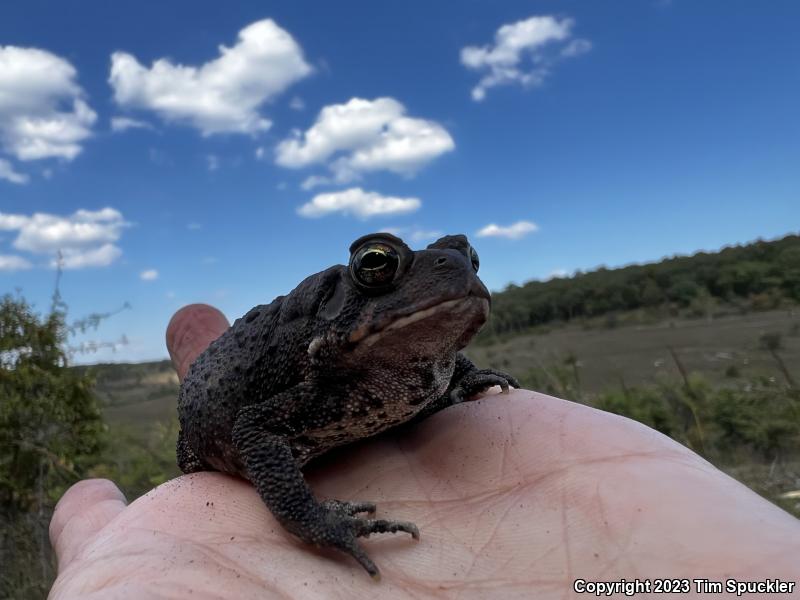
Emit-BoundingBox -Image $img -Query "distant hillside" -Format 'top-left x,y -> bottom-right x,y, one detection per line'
478,234 -> 800,342
74,360 -> 179,435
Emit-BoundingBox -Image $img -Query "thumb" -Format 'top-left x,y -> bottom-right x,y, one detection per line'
49,479 -> 127,571
166,303 -> 229,381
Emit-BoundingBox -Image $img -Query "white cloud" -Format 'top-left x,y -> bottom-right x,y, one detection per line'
110,116 -> 154,132
547,268 -> 569,279
276,97 -> 454,185
477,220 -> 538,239
109,19 -> 312,135
206,154 -> 220,171
0,254 -> 32,271
300,174 -> 331,190
58,243 -> 122,269
0,45 -> 97,161
298,187 -> 421,219
187,222 -> 202,230
140,269 -> 158,281
0,158 -> 28,184
561,39 -> 592,58
13,207 -> 125,253
410,229 -> 444,243
0,214 -> 30,230
461,16 -> 590,101
380,226 -> 443,243
0,207 -> 127,269
289,96 -> 305,111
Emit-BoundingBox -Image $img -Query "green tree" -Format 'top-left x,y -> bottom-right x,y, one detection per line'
0,292 -> 105,599
640,277 -> 665,307
666,278 -> 701,307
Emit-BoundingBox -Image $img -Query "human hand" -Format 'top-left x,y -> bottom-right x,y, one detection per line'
49,304 -> 800,599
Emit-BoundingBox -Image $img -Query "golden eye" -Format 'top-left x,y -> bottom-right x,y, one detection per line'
350,243 -> 400,288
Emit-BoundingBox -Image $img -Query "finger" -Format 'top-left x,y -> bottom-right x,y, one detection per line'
166,303 -> 229,381
50,479 -> 127,571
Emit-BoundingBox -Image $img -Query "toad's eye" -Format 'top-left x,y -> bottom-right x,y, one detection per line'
350,243 -> 400,288
469,246 -> 480,272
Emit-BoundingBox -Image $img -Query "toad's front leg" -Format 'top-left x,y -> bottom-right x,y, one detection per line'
447,353 -> 520,403
231,393 -> 419,580
408,353 -> 520,424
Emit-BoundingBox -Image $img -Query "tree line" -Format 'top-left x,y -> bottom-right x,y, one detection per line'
479,234 -> 800,341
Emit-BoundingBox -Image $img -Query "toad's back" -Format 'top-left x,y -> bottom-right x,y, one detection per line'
178,265 -> 348,464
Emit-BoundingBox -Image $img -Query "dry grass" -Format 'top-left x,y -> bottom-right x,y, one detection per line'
467,309 -> 800,392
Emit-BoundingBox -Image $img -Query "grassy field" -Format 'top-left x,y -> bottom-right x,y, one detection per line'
466,308 -> 800,393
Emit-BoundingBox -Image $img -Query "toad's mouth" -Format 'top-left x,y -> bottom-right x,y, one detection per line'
350,296 -> 490,348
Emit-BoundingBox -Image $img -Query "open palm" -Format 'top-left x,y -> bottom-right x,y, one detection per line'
49,305 -> 800,599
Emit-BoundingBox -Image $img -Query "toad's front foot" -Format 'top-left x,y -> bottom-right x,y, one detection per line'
314,500 -> 419,579
450,368 -> 520,403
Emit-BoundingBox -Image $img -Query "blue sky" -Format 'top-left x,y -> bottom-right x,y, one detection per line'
1,0 -> 798,363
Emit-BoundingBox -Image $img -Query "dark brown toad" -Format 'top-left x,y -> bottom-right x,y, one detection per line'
177,232 -> 518,579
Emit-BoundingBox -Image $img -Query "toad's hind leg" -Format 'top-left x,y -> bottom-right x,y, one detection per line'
231,389 -> 419,580
177,429 -> 213,474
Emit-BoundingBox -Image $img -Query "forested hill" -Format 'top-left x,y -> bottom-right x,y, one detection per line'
478,233 -> 800,341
